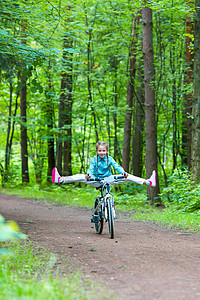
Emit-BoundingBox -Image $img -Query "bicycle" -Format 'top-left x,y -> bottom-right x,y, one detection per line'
89,175 -> 125,239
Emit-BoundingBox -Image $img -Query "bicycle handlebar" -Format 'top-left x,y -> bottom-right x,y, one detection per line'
87,175 -> 125,182
113,175 -> 125,180
87,177 -> 102,182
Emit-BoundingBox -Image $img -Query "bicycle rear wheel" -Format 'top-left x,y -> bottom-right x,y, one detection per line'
94,197 -> 104,234
107,198 -> 114,239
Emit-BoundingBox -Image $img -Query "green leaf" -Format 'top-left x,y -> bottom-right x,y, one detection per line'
31,86 -> 37,93
88,248 -> 99,252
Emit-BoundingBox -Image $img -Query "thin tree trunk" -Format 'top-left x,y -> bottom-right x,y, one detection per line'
5,84 -> 19,181
80,106 -> 89,173
20,73 -> 29,183
45,60 -> 55,182
87,29 -> 98,142
132,86 -> 145,176
46,61 -> 55,181
122,14 -> 139,172
57,99 -> 64,174
20,22 -> 29,183
169,41 -> 178,171
57,33 -> 73,176
192,0 -> 200,181
5,83 -> 13,181
142,6 -> 160,203
97,85 -> 111,148
47,106 -> 55,182
62,36 -> 73,176
113,68 -> 121,163
84,5 -> 99,144
182,7 -> 193,169
0,162 -> 4,187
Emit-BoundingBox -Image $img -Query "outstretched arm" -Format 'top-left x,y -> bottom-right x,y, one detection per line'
86,157 -> 96,178
110,157 -> 128,177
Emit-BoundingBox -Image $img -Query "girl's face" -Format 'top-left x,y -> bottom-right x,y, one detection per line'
96,145 -> 108,159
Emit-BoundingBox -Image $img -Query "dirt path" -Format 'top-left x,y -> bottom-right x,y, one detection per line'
1,192 -> 200,300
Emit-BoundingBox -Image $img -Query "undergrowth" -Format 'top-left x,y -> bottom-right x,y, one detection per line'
0,240 -> 99,300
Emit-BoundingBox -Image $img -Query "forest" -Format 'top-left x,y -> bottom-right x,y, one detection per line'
1,0 -> 200,205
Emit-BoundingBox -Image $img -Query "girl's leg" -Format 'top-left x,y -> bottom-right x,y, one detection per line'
52,167 -> 103,188
125,170 -> 156,187
125,174 -> 145,185
52,168 -> 87,184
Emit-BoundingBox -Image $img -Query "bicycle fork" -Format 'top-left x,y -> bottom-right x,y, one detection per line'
104,194 -> 116,220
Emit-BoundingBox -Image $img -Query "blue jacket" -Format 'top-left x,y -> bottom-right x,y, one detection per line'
87,155 -> 124,178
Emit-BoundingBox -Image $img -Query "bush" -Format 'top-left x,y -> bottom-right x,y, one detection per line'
161,169 -> 200,213
0,214 -> 27,255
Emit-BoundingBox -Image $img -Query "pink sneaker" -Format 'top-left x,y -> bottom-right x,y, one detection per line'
148,170 -> 156,187
52,167 -> 61,183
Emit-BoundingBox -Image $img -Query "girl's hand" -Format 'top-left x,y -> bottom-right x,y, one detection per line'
85,174 -> 90,180
123,172 -> 128,178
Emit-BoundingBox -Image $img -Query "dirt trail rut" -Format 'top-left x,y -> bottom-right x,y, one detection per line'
1,192 -> 200,300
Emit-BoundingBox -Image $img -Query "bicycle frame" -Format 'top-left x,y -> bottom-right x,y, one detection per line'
94,183 -> 113,218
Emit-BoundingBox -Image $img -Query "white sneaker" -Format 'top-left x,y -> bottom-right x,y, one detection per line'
148,170 -> 156,187
52,167 -> 62,183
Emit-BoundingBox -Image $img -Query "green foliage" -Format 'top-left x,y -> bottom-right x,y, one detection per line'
0,214 -> 26,255
161,169 -> 200,213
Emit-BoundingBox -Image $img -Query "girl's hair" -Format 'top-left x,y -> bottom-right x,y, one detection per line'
96,141 -> 109,171
96,141 -> 109,152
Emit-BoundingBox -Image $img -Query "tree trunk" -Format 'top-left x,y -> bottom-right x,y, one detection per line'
5,83 -> 13,182
182,8 -> 193,169
192,0 -> 200,181
132,85 -> 145,176
97,86 -> 111,152
122,14 -> 139,172
20,23 -> 29,183
142,6 -> 160,203
58,35 -> 73,176
5,84 -> 19,181
57,98 -> 64,174
20,72 -> 29,183
63,71 -> 73,176
172,71 -> 177,171
47,125 -> 55,181
113,67 -> 121,163
46,60 -> 56,182
87,29 -> 98,143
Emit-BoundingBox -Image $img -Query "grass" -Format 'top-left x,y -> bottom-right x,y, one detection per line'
133,207 -> 200,231
2,184 -> 98,208
0,240 -> 98,300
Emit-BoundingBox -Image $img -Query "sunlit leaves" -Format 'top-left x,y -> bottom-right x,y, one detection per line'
0,214 -> 27,255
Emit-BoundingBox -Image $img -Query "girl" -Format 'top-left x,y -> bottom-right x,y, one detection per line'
52,141 -> 156,187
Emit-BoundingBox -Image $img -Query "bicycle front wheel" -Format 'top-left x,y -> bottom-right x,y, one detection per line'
107,198 -> 114,239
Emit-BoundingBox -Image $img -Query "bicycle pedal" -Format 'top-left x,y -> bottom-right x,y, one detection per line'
91,217 -> 100,223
